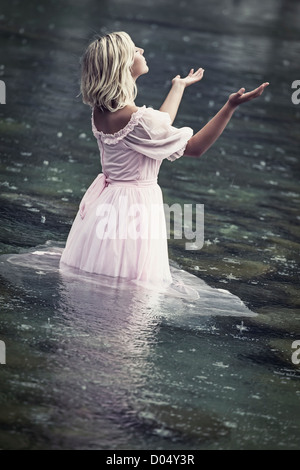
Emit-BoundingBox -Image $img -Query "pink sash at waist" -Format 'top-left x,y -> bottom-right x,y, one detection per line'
106,177 -> 158,187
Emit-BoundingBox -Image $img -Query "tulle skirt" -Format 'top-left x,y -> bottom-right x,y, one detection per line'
60,177 -> 172,285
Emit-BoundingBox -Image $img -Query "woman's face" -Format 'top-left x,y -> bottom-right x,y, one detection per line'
131,47 -> 149,80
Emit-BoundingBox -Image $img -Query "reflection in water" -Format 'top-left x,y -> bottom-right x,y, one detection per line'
0,244 -> 299,449
0,243 -> 257,448
3,242 -> 256,315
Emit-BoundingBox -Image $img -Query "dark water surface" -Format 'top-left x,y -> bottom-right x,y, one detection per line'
0,0 -> 300,450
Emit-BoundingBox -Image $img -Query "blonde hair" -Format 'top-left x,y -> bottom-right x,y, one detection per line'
80,31 -> 137,112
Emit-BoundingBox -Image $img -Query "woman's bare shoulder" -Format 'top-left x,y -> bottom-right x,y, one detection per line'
93,105 -> 139,134
115,105 -> 139,125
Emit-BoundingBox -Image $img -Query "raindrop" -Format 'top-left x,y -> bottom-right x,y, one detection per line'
236,321 -> 248,333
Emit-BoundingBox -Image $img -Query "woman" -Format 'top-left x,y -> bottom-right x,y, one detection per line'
60,31 -> 269,287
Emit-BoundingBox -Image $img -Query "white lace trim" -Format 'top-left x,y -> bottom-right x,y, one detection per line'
91,106 -> 147,144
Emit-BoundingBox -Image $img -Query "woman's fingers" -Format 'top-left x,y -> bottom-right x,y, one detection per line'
249,82 -> 269,99
193,68 -> 204,80
229,82 -> 269,106
186,68 -> 204,82
190,67 -> 204,76
247,85 -> 264,97
173,67 -> 204,87
237,82 -> 269,102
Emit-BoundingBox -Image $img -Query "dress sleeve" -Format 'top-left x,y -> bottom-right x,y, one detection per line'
124,108 -> 193,161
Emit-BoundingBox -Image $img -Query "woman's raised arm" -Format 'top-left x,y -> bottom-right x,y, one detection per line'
160,68 -> 204,124
185,82 -> 269,158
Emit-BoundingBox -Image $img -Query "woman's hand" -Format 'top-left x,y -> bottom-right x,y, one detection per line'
172,68 -> 204,88
228,82 -> 269,108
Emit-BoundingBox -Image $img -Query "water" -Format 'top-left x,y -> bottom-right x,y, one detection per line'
0,0 -> 300,450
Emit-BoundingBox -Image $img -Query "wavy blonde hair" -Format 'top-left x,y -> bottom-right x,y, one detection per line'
80,31 -> 137,112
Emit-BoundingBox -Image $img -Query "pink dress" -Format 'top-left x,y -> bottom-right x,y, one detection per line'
59,105 -> 193,287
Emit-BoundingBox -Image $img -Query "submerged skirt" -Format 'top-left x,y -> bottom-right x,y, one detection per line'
60,175 -> 172,285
